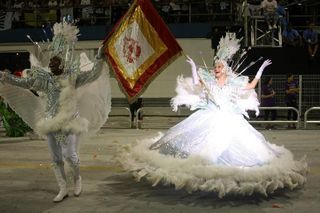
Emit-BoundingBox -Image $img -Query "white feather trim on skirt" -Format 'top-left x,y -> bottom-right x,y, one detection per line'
119,109 -> 308,198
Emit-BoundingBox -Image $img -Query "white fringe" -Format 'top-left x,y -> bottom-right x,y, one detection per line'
119,134 -> 308,198
36,76 -> 88,135
170,76 -> 204,112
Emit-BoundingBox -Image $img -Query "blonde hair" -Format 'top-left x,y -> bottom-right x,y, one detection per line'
214,59 -> 232,74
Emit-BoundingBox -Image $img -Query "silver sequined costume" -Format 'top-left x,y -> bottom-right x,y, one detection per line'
0,20 -> 111,202
0,58 -> 103,140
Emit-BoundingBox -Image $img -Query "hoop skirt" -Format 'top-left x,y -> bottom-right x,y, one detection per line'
119,72 -> 307,198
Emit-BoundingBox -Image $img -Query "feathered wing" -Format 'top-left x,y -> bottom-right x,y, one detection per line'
0,81 -> 46,133
0,52 -> 111,136
29,53 -> 43,68
76,53 -> 111,135
0,54 -> 46,133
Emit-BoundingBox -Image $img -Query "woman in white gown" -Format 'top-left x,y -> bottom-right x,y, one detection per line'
120,34 -> 307,198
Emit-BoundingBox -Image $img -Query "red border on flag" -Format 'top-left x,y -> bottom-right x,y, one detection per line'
104,0 -> 182,103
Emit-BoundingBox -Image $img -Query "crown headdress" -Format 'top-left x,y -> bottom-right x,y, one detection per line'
198,32 -> 263,79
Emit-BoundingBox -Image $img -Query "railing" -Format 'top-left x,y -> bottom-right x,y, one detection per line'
105,107 -> 132,128
135,106 -> 190,129
304,107 -> 320,128
135,106 -> 300,129
249,107 -> 300,129
250,15 -> 282,47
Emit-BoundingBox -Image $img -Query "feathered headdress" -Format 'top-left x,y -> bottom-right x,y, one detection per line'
211,32 -> 261,75
48,20 -> 79,64
214,32 -> 240,63
26,17 -> 80,71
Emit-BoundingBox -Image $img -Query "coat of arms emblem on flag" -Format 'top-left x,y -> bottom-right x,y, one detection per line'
104,0 -> 182,102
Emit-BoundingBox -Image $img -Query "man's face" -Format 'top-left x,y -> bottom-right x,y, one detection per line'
49,56 -> 63,75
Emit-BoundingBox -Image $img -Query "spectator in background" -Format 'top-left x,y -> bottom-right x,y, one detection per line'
60,0 -> 74,21
247,0 -> 262,17
285,73 -> 299,129
111,2 -> 124,24
303,23 -> 319,59
169,0 -> 181,23
129,98 -> 143,128
283,23 -> 302,47
180,0 -> 189,23
12,0 -> 24,28
276,0 -> 286,30
80,0 -> 94,25
261,76 -> 277,129
261,0 -> 278,30
160,2 -> 171,22
48,0 -> 58,7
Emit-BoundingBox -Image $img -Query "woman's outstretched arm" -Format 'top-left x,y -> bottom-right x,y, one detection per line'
245,59 -> 272,90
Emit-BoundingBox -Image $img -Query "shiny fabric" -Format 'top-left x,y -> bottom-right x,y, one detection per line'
47,132 -> 79,166
120,71 -> 307,197
104,0 -> 182,102
1,60 -> 102,120
152,74 -> 277,167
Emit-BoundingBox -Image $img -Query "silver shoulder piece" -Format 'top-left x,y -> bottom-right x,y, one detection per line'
31,68 -> 52,91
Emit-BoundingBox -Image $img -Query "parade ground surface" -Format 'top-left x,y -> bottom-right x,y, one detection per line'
0,118 -> 319,213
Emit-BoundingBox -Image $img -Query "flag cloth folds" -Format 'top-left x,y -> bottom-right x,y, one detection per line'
104,0 -> 182,103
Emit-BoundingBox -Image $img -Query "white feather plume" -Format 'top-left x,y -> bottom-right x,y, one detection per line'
52,21 -> 79,44
29,53 -> 42,68
215,33 -> 240,62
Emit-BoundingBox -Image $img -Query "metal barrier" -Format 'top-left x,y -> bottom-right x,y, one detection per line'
249,107 -> 300,129
135,106 -> 192,129
304,107 -> 320,128
135,106 -> 300,129
107,107 -> 132,128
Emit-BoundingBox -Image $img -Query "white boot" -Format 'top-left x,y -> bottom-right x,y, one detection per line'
74,176 -> 82,196
70,163 -> 82,196
52,164 -> 68,203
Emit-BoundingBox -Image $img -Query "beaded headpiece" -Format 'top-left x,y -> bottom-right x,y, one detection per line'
47,18 -> 80,71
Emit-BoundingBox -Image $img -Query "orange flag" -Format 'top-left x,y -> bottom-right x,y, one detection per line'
104,0 -> 182,103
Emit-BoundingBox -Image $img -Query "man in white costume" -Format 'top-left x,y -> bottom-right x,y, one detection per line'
0,20 -> 111,202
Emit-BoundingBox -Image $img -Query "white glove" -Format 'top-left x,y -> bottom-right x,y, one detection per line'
186,55 -> 199,84
255,59 -> 272,79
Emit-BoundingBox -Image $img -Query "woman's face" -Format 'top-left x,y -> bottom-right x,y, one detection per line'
213,62 -> 225,78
